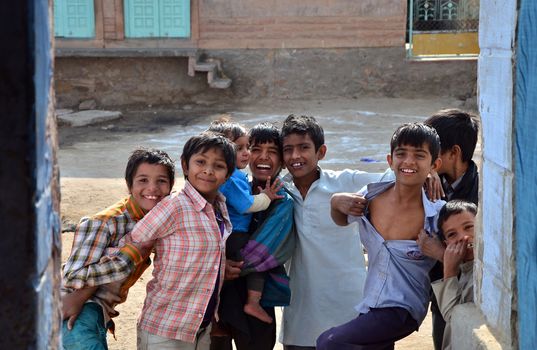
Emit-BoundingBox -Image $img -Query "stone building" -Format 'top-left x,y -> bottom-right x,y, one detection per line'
54,0 -> 478,108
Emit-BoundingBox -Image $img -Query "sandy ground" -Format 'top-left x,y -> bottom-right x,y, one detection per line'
58,97 -> 458,349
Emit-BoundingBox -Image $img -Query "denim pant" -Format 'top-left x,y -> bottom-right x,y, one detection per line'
316,307 -> 418,350
62,302 -> 108,350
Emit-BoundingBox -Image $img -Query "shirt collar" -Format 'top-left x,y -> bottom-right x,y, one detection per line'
126,195 -> 147,221
183,180 -> 227,212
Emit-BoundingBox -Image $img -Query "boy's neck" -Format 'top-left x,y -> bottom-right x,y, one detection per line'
390,182 -> 424,204
293,168 -> 320,199
445,160 -> 470,184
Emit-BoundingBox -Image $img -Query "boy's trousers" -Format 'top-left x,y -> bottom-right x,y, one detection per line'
316,307 -> 418,350
62,302 -> 108,350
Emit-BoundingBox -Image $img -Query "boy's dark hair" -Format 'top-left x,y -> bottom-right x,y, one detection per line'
249,122 -> 281,150
437,200 -> 478,240
125,148 -> 175,190
281,114 -> 325,151
424,109 -> 479,162
206,115 -> 247,142
181,132 -> 236,178
390,122 -> 441,163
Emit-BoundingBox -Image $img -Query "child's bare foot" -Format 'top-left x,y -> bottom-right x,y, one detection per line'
244,302 -> 273,324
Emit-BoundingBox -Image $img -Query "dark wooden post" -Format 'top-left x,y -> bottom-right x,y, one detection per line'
0,0 -> 61,348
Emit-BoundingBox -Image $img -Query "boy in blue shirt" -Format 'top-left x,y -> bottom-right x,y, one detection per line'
319,123 -> 445,350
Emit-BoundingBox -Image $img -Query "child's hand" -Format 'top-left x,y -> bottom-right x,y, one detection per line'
258,177 -> 285,201
417,229 -> 446,261
425,170 -> 445,201
331,193 -> 367,217
61,287 -> 97,330
443,238 -> 469,278
224,260 -> 244,280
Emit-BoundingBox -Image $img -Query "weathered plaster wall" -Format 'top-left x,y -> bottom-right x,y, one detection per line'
465,0 -> 518,348
55,48 -> 477,108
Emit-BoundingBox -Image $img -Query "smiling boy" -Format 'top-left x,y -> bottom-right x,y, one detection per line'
432,200 -> 477,350
279,115 -> 384,349
61,149 -> 175,349
319,123 -> 445,349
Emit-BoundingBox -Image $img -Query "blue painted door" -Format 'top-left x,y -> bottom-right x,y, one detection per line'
125,0 -> 190,38
54,0 -> 95,38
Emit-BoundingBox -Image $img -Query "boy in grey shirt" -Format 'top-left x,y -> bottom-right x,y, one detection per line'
319,123 -> 445,349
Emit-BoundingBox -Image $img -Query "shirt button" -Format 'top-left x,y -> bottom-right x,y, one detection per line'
214,265 -> 219,270
199,313 -> 203,318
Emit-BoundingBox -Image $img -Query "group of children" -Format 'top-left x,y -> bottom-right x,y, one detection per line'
61,109 -> 479,350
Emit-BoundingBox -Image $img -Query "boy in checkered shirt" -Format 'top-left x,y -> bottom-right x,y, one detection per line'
61,148 -> 175,349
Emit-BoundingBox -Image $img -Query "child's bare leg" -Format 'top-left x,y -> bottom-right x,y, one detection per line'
244,289 -> 273,324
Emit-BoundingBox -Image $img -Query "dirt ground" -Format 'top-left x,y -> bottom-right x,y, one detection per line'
59,97 -> 459,349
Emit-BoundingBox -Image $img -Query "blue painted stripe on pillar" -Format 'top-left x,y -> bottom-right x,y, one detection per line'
515,0 -> 537,348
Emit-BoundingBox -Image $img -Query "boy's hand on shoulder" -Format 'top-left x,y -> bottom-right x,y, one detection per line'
443,239 -> 468,278
331,193 -> 367,217
417,229 -> 445,261
425,170 -> 445,201
259,177 -> 285,201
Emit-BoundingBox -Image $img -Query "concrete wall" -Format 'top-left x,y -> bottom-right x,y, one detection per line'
449,0 -> 518,348
55,47 -> 477,108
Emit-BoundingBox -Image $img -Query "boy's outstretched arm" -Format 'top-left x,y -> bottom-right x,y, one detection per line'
63,218 -> 140,290
330,193 -> 367,226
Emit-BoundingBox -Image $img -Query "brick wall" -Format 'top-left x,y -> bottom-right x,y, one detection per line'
56,0 -> 407,50
198,0 -> 407,49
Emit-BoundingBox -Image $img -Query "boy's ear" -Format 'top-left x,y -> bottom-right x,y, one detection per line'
452,145 -> 462,159
317,144 -> 327,160
431,157 -> 442,171
387,154 -> 393,168
181,159 -> 188,176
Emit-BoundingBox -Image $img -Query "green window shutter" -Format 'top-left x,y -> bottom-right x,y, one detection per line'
159,0 -> 190,38
125,0 -> 160,38
53,0 -> 64,37
54,0 -> 95,38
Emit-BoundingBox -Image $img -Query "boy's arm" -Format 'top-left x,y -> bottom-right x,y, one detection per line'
62,218 -> 137,290
115,198 -> 176,267
431,240 -> 468,321
330,193 -> 366,226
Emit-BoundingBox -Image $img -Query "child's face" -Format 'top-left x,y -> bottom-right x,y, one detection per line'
235,135 -> 250,170
249,140 -> 281,182
282,133 -> 326,181
442,210 -> 476,261
182,148 -> 229,203
130,163 -> 172,212
388,142 -> 440,187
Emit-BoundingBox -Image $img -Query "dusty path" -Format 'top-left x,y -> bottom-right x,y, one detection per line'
59,97 -> 461,349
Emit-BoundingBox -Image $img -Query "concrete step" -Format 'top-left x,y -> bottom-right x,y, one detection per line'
194,62 -> 217,72
187,55 -> 232,89
209,77 -> 232,89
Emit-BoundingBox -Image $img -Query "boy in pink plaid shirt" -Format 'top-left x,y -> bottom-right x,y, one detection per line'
114,132 -> 236,350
